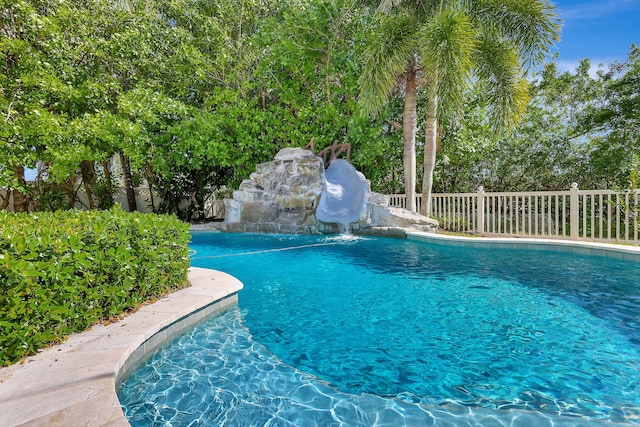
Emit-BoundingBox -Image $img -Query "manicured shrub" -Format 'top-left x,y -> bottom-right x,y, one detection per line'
0,207 -> 191,366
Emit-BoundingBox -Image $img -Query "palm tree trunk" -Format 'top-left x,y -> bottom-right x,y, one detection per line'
403,67 -> 418,212
119,152 -> 138,212
422,87 -> 438,216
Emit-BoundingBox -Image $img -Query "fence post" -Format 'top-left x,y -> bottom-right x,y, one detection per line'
477,186 -> 485,234
570,182 -> 579,240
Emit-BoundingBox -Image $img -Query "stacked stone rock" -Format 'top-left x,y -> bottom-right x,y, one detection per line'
222,147 -> 438,235
223,148 -> 330,233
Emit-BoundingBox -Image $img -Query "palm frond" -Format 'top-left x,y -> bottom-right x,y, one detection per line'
469,0 -> 561,70
418,7 -> 477,118
376,0 -> 403,13
358,12 -> 418,116
474,35 -> 530,133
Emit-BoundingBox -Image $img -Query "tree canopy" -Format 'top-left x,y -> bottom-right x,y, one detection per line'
1,0 -> 637,218
436,46 -> 640,193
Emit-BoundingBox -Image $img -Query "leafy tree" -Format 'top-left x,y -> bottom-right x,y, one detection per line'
434,50 -> 640,194
228,0 -> 404,192
433,61 -> 592,193
1,0 -> 62,209
1,0 -> 407,216
0,0 -> 562,216
431,88 -> 492,193
475,59 -> 602,192
581,45 -> 640,188
1,0 -> 243,214
1,0 -> 133,210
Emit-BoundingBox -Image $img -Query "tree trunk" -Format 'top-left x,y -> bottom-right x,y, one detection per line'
80,160 -> 96,210
119,152 -> 138,212
422,87 -> 438,216
102,159 -> 115,208
59,176 -> 77,209
0,192 -> 9,210
403,66 -> 418,212
11,166 -> 28,212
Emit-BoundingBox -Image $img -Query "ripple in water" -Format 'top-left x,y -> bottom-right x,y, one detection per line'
120,308 -> 633,426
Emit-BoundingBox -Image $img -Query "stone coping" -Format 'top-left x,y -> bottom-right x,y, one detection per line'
406,231 -> 640,261
0,267 -> 243,427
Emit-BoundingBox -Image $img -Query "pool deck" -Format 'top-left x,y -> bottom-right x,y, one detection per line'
0,267 -> 243,427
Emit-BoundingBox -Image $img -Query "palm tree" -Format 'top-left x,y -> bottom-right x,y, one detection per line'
359,10 -> 422,212
359,0 -> 560,215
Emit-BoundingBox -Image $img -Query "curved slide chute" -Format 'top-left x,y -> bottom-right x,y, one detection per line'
316,159 -> 368,226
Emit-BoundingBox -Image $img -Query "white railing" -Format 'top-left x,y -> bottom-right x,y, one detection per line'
388,184 -> 640,243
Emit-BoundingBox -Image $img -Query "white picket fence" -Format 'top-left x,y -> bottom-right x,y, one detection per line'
388,184 -> 640,243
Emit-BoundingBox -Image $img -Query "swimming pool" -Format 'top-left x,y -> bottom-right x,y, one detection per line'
119,232 -> 640,426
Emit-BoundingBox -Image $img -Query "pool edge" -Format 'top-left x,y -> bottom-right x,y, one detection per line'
0,267 -> 243,427
407,231 -> 640,261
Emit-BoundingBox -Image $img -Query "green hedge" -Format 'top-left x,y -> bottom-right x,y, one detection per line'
0,207 -> 191,366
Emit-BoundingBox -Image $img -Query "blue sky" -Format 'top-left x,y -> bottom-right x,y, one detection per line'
551,0 -> 640,72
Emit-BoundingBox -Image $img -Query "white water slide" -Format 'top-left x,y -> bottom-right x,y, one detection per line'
315,159 -> 369,227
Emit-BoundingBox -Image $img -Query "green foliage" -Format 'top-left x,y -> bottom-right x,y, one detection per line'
5,0 -> 634,208
252,0 -> 403,193
607,155 -> 640,231
461,60 -> 599,192
0,208 -> 190,365
580,45 -> 640,187
435,46 -> 640,193
431,89 -> 493,193
2,0 -> 403,213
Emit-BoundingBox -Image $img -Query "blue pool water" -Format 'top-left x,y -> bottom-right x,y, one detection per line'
119,233 -> 640,426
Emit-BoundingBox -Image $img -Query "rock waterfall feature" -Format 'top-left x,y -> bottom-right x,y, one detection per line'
222,147 -> 438,235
